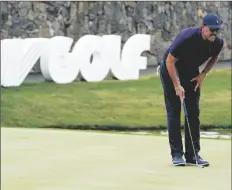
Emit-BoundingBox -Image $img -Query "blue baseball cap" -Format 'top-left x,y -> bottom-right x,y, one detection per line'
203,13 -> 222,30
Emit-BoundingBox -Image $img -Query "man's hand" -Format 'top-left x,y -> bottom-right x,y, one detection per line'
191,73 -> 206,91
175,84 -> 185,101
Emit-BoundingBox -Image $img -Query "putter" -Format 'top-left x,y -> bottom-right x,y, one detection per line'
182,98 -> 204,168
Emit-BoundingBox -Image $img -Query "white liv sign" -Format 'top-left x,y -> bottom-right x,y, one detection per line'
1,34 -> 151,87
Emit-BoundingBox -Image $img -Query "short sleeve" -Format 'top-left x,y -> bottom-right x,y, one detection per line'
210,39 -> 224,57
169,29 -> 193,59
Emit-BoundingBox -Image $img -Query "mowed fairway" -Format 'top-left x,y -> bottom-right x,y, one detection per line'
2,127 -> 231,190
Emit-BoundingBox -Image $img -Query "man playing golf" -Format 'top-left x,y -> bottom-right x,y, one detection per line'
159,13 -> 224,166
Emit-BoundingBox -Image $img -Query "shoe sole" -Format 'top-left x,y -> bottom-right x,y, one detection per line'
186,163 -> 209,167
173,163 -> 186,166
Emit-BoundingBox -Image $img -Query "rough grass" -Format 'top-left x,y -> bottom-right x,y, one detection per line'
1,69 -> 231,129
2,127 -> 231,190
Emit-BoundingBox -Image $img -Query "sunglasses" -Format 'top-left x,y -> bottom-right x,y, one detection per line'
209,28 -> 220,33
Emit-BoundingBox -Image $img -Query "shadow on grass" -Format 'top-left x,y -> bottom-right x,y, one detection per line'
41,124 -> 231,132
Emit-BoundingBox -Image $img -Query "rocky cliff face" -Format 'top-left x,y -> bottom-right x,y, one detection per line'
1,1 -> 231,67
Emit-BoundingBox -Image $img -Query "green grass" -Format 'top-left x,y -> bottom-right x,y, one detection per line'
2,127 -> 231,190
1,69 -> 231,129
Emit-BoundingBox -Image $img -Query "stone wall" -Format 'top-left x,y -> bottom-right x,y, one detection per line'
1,1 -> 231,69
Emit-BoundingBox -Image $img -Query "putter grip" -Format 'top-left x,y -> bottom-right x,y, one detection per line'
182,100 -> 188,117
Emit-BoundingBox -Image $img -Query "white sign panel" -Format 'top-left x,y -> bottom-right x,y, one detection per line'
1,34 -> 151,87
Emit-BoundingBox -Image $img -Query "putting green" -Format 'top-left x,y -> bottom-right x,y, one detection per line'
2,127 -> 231,190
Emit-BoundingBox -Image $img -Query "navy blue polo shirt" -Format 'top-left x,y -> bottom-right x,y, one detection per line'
162,27 -> 224,76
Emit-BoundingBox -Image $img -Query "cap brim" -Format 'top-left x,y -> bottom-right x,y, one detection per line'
208,25 -> 222,30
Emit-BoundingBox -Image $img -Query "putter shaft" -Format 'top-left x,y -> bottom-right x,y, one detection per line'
183,99 -> 203,168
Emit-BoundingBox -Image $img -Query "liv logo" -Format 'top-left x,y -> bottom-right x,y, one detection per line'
1,34 -> 151,87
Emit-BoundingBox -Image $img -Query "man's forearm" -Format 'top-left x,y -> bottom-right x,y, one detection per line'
201,56 -> 219,75
166,54 -> 180,88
